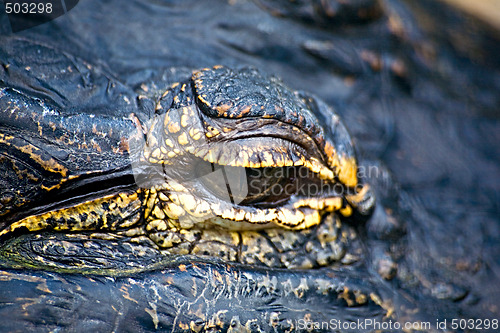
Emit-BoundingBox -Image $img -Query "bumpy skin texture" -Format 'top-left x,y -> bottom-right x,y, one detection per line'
0,65 -> 373,271
0,0 -> 499,332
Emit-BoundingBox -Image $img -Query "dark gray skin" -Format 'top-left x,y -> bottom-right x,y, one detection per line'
0,0 -> 499,332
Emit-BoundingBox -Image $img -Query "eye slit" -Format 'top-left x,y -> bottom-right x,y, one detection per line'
242,167 -> 292,205
196,161 -> 297,206
195,162 -> 236,203
195,162 -> 250,204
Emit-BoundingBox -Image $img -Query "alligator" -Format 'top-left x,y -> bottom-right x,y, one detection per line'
0,0 -> 499,332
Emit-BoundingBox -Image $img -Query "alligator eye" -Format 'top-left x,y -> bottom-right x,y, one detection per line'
196,162 -> 246,204
196,161 -> 294,206
242,167 -> 295,206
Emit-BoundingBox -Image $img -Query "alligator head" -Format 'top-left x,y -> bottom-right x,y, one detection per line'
0,66 -> 375,272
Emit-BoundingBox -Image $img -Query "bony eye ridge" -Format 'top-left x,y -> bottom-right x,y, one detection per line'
1,66 -> 375,270
133,65 -> 375,232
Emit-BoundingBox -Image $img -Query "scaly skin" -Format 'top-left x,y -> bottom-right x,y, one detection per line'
1,0 -> 499,331
0,66 -> 395,332
0,66 -> 374,270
